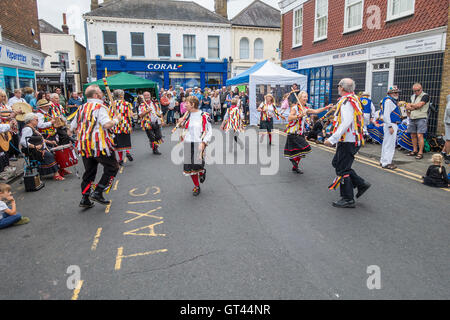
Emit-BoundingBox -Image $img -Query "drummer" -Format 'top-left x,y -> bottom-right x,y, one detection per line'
20,113 -> 65,181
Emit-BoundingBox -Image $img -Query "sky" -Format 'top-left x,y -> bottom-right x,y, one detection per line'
37,0 -> 281,46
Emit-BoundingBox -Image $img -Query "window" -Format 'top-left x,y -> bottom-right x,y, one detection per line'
158,34 -> 171,58
183,35 -> 196,59
292,6 -> 303,47
387,0 -> 415,21
344,0 -> 363,33
103,31 -> 117,56
314,0 -> 328,41
239,37 -> 249,59
254,38 -> 264,60
208,36 -> 220,59
131,32 -> 145,57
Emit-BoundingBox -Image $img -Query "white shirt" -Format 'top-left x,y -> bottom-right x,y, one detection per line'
328,100 -> 357,145
139,101 -> 160,124
0,200 -> 9,219
259,103 -> 276,118
36,109 -> 53,130
184,111 -> 212,144
383,98 -> 397,127
7,96 -> 26,107
70,99 -> 112,132
20,126 -> 47,149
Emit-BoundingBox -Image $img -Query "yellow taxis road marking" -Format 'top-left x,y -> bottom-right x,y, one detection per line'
123,221 -> 166,237
71,280 -> 84,300
125,207 -> 163,224
129,187 -> 151,197
91,228 -> 103,251
119,166 -> 124,174
105,201 -> 112,214
115,248 -> 168,271
113,180 -> 120,191
128,199 -> 162,204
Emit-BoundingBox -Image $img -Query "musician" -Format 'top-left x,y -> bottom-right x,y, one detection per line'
36,98 -> 72,147
7,89 -> 27,133
49,93 -> 66,116
324,78 -> 371,208
139,92 -> 163,155
181,96 -> 212,196
70,85 -> 120,208
380,86 -> 402,170
284,91 -> 331,174
359,92 -> 376,140
110,89 -> 134,166
20,113 -> 64,181
0,89 -> 20,160
257,94 -> 285,145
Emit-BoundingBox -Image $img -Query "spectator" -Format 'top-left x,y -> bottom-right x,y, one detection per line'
23,87 -> 35,104
55,88 -> 66,107
289,83 -> 300,105
159,92 -> 170,117
193,88 -> 203,102
7,89 -> 26,107
423,154 -> 448,188
67,92 -> 83,115
167,92 -> 176,125
219,86 -> 228,120
211,90 -> 221,123
201,91 -> 211,115
180,97 -> 187,116
442,94 -> 450,164
406,83 -> 430,160
307,115 -> 323,141
29,91 -> 38,109
0,183 -> 30,230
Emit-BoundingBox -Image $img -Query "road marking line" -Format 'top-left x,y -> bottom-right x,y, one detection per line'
119,166 -> 124,174
91,228 -> 103,251
105,201 -> 112,214
129,187 -> 151,197
128,199 -> 162,204
152,186 -> 161,195
124,221 -> 166,237
125,207 -> 163,224
113,180 -> 120,191
115,247 -> 168,271
71,280 -> 84,300
124,157 -> 127,164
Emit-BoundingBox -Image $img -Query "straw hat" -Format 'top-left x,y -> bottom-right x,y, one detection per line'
36,99 -> 52,108
387,86 -> 401,94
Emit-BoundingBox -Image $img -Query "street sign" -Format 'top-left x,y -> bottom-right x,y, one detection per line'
51,61 -> 61,69
60,71 -> 66,83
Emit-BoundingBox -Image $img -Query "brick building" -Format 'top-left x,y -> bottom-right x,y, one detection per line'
0,0 -> 47,96
279,0 -> 449,135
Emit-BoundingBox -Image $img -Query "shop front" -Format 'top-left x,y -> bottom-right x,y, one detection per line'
0,39 -> 46,97
95,56 -> 228,91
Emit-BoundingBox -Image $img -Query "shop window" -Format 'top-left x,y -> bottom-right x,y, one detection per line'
206,73 -> 222,88
208,36 -> 220,59
387,0 -> 415,21
103,31 -> 118,56
131,32 -> 145,57
183,72 -> 200,88
158,34 -> 171,58
314,0 -> 328,41
344,0 -> 363,33
292,6 -> 303,47
254,38 -> 264,60
240,38 -> 249,60
183,35 -> 196,59
170,72 -> 185,90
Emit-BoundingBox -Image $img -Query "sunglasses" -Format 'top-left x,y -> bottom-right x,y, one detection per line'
413,89 -> 421,92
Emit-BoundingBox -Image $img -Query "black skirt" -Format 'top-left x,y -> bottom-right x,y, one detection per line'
39,150 -> 59,176
259,118 -> 273,131
284,134 -> 312,159
114,133 -> 132,151
183,142 -> 205,176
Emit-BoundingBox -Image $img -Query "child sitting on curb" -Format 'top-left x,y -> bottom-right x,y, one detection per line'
423,154 -> 449,188
0,183 -> 30,229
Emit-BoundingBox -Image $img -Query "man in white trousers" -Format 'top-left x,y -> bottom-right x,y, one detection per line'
380,86 -> 403,170
359,92 -> 376,140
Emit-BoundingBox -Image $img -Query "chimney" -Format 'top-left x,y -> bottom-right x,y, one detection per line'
62,13 -> 69,34
214,0 -> 228,19
91,0 -> 99,11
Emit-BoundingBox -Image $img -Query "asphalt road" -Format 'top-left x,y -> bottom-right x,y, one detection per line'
1,126 -> 449,300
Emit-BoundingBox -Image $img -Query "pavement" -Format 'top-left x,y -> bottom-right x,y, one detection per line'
0,125 -> 449,300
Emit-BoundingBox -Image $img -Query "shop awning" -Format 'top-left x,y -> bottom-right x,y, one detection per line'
82,72 -> 158,92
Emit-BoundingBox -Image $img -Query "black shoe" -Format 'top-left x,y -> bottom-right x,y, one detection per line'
90,191 -> 111,206
119,160 -> 124,166
356,182 -> 371,199
200,170 -> 206,183
153,149 -> 162,155
193,186 -> 201,196
332,198 -> 356,208
79,196 -> 95,209
126,153 -> 134,161
292,167 -> 303,174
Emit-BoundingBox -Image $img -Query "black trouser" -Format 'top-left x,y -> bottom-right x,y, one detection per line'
332,142 -> 366,200
145,123 -> 162,149
8,133 -> 20,157
221,107 -> 228,120
81,153 -> 119,195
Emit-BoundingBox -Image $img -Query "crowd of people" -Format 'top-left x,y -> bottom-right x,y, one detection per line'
0,80 -> 449,229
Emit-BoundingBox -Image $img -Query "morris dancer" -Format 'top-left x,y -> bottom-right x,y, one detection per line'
284,91 -> 331,174
324,78 -> 371,208
257,94 -> 285,145
220,97 -> 244,147
178,96 -> 212,196
139,92 -> 163,155
380,86 -> 403,170
70,85 -> 120,208
110,89 -> 134,166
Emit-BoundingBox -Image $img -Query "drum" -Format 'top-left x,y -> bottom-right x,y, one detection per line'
397,123 -> 413,152
51,144 -> 78,169
368,121 -> 384,144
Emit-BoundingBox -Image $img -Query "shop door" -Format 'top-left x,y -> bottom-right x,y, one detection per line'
371,71 -> 389,109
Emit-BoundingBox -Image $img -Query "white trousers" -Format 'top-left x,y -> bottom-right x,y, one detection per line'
380,123 -> 398,167
363,113 -> 371,135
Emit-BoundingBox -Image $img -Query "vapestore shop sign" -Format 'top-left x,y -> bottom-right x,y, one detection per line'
0,44 -> 45,70
147,63 -> 182,71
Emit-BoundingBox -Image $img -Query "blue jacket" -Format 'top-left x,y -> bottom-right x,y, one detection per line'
381,96 -> 402,125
